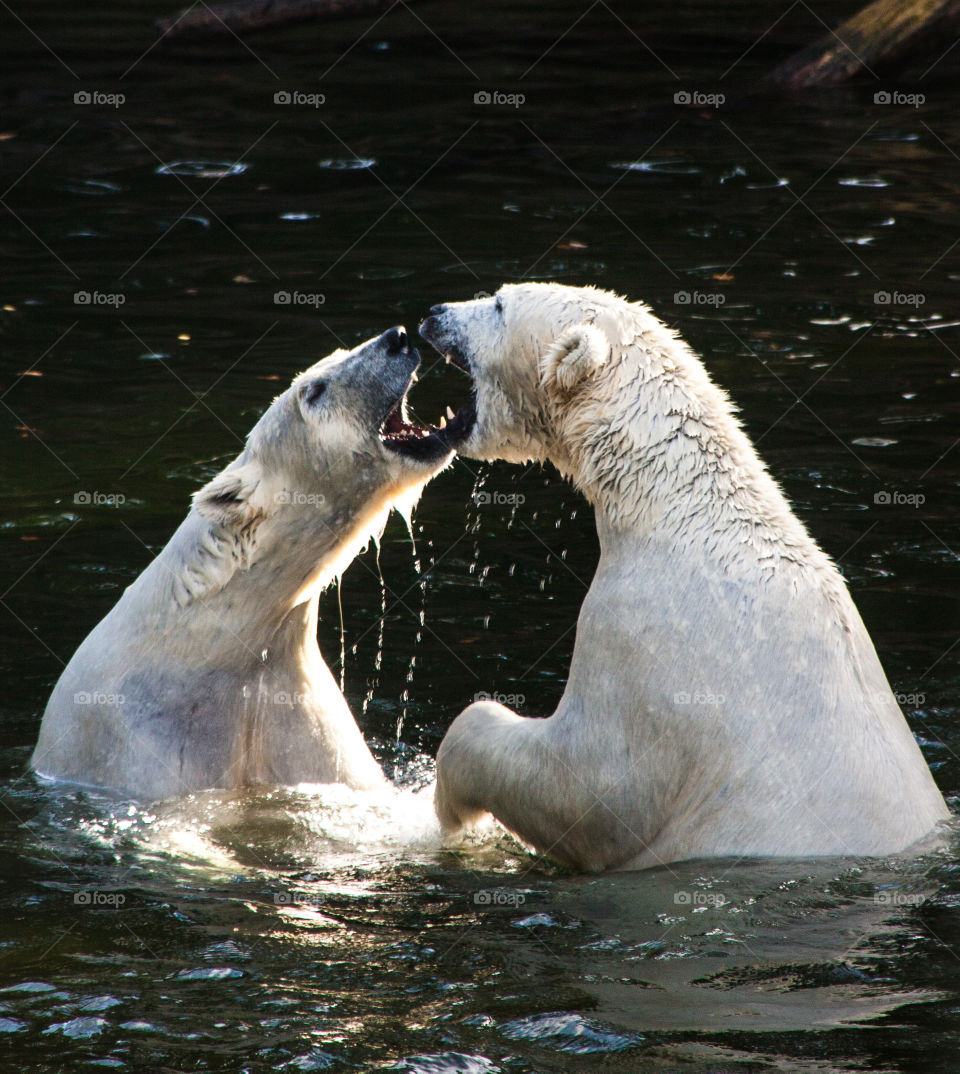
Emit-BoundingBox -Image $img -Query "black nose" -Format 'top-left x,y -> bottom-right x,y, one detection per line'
428,304 -> 446,318
384,325 -> 407,353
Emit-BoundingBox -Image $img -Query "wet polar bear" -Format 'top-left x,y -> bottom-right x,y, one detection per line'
33,327 -> 471,800
420,283 -> 949,872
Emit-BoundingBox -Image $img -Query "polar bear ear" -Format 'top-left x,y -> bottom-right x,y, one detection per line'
192,463 -> 263,528
539,324 -> 611,394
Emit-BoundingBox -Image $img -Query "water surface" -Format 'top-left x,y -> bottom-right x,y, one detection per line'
2,0 -> 960,1069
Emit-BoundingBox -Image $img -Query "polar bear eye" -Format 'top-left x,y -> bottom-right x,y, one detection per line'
301,381 -> 327,408
494,296 -> 504,316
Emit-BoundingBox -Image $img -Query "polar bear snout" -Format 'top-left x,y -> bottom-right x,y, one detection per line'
418,310 -> 470,373
361,321 -> 476,463
418,312 -> 442,344
364,325 -> 419,392
320,327 -> 423,446
418,311 -> 472,373
383,324 -> 410,355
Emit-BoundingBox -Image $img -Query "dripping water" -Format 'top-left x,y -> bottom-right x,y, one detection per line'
466,466 -> 488,581
393,505 -> 425,744
336,577 -> 347,693
361,543 -> 388,718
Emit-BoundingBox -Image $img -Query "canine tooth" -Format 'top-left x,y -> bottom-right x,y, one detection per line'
438,415 -> 447,429
446,405 -> 455,420
445,354 -> 451,364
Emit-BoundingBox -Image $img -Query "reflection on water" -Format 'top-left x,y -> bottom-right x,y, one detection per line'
2,0 -> 960,1068
3,773 -> 959,1070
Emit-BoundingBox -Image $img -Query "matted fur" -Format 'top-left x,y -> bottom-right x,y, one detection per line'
32,331 -> 450,800
423,282 -> 949,871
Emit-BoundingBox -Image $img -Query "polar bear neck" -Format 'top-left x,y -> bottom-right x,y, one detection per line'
129,497 -> 398,660
545,322 -> 840,588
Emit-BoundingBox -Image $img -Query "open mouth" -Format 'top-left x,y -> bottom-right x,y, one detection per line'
378,374 -> 476,463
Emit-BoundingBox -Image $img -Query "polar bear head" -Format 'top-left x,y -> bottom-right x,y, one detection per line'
419,282 -> 623,463
420,282 -> 826,551
183,325 -> 459,606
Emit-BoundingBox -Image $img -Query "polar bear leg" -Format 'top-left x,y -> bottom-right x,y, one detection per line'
435,699 -> 646,870
435,701 -> 513,832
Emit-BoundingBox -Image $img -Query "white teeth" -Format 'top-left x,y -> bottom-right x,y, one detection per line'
446,405 -> 455,420
438,415 -> 447,429
410,372 -> 418,383
445,354 -> 451,364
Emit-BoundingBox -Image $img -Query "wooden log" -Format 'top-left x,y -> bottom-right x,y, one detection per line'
156,0 -> 401,41
768,0 -> 960,89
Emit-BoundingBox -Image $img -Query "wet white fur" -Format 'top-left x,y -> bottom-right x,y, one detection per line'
33,336 -> 448,800
431,283 -> 949,871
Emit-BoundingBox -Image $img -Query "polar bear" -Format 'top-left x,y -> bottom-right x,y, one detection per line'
420,283 -> 950,872
32,326 -> 471,801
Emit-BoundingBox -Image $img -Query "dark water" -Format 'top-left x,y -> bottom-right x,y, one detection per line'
2,0 -> 960,1069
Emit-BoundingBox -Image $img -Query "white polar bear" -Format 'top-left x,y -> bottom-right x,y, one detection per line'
420,283 -> 950,872
33,326 -> 473,801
